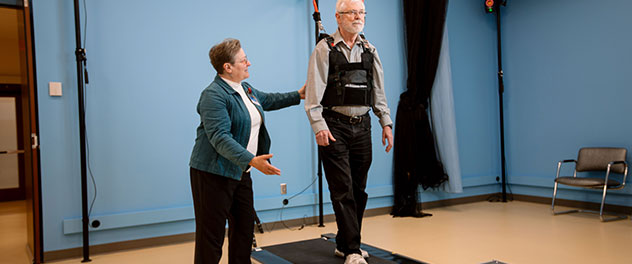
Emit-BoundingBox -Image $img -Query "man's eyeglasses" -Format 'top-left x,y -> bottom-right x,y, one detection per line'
338,10 -> 367,17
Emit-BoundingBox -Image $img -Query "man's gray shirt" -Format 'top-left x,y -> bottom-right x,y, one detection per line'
305,30 -> 393,134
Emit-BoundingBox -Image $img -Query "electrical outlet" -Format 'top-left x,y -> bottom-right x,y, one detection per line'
280,183 -> 287,195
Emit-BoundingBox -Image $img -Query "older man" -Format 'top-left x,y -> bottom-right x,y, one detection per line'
305,0 -> 393,263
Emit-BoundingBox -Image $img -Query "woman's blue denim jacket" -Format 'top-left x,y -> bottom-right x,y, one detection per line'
189,75 -> 300,180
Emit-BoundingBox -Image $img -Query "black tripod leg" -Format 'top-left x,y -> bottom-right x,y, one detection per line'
254,209 -> 264,234
252,209 -> 263,250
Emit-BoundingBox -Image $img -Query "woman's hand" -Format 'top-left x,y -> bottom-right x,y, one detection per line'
249,154 -> 281,175
299,83 -> 306,99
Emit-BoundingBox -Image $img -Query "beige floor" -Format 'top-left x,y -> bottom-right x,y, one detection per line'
0,200 -> 31,264
2,200 -> 632,264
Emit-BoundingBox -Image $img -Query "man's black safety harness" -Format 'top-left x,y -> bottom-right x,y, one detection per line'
313,0 -> 373,107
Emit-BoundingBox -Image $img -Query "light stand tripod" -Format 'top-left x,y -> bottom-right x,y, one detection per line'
312,0 -> 326,228
72,0 -> 91,261
486,0 -> 509,203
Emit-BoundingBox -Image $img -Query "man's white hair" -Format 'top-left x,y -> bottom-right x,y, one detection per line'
336,0 -> 365,13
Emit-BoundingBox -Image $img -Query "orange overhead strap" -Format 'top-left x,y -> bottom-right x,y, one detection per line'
312,0 -> 323,32
312,0 -> 327,42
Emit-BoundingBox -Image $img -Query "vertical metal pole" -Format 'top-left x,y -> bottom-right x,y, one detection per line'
318,150 -> 324,227
495,2 -> 507,202
73,0 -> 91,261
314,0 -> 325,227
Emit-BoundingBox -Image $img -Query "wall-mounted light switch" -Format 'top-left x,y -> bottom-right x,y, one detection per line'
49,82 -> 62,96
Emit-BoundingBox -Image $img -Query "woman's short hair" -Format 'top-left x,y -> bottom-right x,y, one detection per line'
209,38 -> 241,74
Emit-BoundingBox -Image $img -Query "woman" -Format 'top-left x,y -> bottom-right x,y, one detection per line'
189,38 -> 304,264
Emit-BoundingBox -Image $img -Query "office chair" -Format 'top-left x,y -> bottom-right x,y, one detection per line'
551,147 -> 629,222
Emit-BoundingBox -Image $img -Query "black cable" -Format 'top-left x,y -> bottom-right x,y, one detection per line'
84,89 -> 97,217
487,180 -> 502,202
506,180 -> 514,201
261,176 -> 319,232
82,0 -> 89,84
80,0 -> 97,218
285,175 -> 318,202
487,180 -> 514,202
261,210 -> 308,232
278,204 -> 308,231
82,0 -> 87,47
278,176 -> 318,230
262,220 -> 277,233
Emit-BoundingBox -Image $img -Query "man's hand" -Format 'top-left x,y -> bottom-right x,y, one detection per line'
316,130 -> 336,146
298,83 -> 306,99
249,154 -> 281,175
382,125 -> 393,153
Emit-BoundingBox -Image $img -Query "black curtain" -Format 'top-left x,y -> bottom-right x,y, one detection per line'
391,0 -> 449,217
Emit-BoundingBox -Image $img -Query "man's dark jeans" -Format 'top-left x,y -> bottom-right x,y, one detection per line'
320,111 -> 372,256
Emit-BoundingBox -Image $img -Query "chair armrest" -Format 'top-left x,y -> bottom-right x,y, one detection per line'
608,160 -> 629,185
556,159 -> 577,179
607,160 -> 628,171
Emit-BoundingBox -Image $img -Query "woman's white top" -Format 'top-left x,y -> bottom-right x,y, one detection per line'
221,77 -> 261,157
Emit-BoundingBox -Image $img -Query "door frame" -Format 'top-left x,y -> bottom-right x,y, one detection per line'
1,0 -> 44,263
22,1 -> 43,262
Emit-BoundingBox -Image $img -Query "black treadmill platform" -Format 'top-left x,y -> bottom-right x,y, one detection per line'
251,233 -> 428,264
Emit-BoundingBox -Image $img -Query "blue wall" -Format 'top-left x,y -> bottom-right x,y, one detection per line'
32,0 -> 631,253
448,0 -> 502,181
439,0 -> 632,206
32,0 -> 411,252
501,0 -> 632,204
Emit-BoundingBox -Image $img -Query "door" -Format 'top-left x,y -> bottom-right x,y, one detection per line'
1,0 -> 43,263
0,87 -> 25,201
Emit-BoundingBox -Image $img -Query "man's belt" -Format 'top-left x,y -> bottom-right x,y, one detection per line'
322,109 -> 369,125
